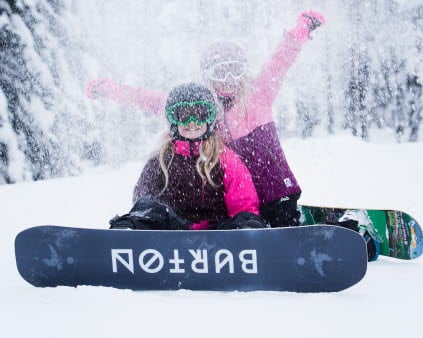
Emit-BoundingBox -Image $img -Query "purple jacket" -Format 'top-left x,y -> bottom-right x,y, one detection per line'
225,122 -> 300,205
133,140 -> 260,228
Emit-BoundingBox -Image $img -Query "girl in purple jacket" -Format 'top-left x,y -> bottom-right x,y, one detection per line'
110,83 -> 267,231
91,10 -> 326,228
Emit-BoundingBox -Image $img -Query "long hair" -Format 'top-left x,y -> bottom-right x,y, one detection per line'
158,134 -> 224,194
207,73 -> 253,143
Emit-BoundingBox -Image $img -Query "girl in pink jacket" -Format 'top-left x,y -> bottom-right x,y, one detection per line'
91,10 -> 326,228
109,83 -> 267,231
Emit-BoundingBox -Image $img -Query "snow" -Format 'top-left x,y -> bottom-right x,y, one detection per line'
1,0 -> 422,335
1,132 -> 422,338
2,0 -> 422,183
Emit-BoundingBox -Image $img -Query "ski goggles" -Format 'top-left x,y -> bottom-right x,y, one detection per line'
203,60 -> 247,82
166,100 -> 217,126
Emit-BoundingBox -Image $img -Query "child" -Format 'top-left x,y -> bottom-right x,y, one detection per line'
110,83 -> 268,231
89,10 -> 325,228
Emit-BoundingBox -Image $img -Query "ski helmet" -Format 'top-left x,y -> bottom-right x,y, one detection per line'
200,41 -> 248,82
165,83 -> 218,141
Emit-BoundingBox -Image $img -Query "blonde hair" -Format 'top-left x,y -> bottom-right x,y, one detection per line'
158,134 -> 224,194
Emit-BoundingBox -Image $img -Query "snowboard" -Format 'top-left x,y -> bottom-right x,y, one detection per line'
299,205 -> 423,260
15,224 -> 367,293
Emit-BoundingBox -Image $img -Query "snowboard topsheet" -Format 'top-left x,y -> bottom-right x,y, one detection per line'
15,224 -> 367,293
299,205 -> 423,260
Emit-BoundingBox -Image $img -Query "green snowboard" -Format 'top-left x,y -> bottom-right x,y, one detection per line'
299,205 -> 422,260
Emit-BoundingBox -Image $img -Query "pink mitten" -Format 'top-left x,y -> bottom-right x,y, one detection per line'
291,10 -> 326,42
86,78 -> 117,100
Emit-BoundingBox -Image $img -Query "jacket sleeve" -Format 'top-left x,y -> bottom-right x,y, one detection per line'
133,155 -> 164,204
251,30 -> 306,119
86,78 -> 166,115
220,146 -> 260,217
252,11 -> 325,117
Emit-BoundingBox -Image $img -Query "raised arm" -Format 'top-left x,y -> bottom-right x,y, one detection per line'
252,10 -> 326,109
86,78 -> 166,115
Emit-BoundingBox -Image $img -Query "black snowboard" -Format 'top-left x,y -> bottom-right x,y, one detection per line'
15,224 -> 367,292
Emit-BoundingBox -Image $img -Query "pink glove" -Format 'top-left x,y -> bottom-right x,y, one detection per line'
86,78 -> 117,100
291,10 -> 326,42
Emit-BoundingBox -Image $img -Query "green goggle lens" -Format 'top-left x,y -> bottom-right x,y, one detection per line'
166,101 -> 217,126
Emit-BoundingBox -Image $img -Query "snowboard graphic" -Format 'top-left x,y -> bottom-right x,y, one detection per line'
15,225 -> 367,293
299,205 -> 423,260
